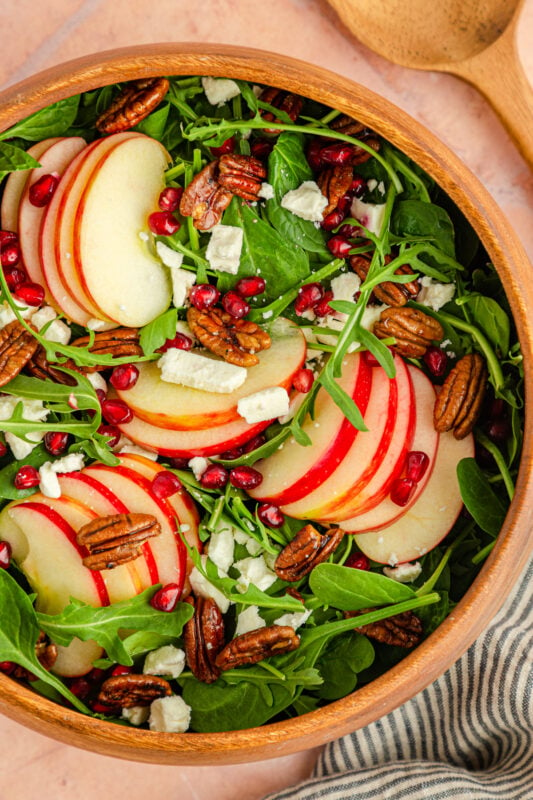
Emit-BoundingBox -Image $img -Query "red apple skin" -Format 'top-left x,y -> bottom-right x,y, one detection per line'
1,138 -> 60,231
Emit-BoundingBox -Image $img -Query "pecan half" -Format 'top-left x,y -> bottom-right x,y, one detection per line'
0,320 -> 38,386
179,161 -> 233,231
351,134 -> 380,166
217,154 -> 267,201
346,609 -> 424,648
183,595 -> 225,683
68,328 -> 142,372
26,346 -> 79,385
77,513 -> 161,570
187,306 -> 271,367
274,524 -> 345,582
12,632 -> 58,681
258,87 -> 304,132
96,78 -> 170,134
350,254 -> 419,307
317,164 -> 354,215
330,115 -> 366,137
98,674 -> 172,708
433,353 -> 487,439
215,625 -> 300,671
374,307 -> 444,357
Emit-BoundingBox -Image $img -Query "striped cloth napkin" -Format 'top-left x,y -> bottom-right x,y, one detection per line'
266,555 -> 533,800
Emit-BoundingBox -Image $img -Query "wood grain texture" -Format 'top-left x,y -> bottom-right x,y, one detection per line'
0,44 -> 532,765
325,0 -> 533,170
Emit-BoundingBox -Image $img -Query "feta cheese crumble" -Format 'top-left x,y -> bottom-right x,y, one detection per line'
417,276 -> 456,311
158,349 -> 247,393
189,554 -> 231,613
234,555 -> 277,593
207,524 -> 235,573
188,456 -> 209,481
383,561 -> 423,583
237,386 -> 290,424
143,645 -> 186,679
38,453 -> 85,499
149,694 -> 191,733
274,608 -> 312,629
0,396 -> 49,460
258,182 -> 275,200
280,181 -> 328,222
235,605 -> 266,637
205,225 -> 243,274
122,706 -> 150,726
350,196 -> 386,235
201,77 -> 241,106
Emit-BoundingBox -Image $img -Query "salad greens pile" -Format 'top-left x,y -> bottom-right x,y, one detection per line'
0,75 -> 523,733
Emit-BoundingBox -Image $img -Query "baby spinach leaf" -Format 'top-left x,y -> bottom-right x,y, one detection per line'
391,199 -> 455,258
37,588 -> 194,666
0,96 -> 80,141
456,458 -> 508,536
0,141 -> 40,181
314,633 -> 375,700
459,294 -> 510,356
266,132 -> 329,255
133,103 -> 170,140
309,562 -> 416,610
139,307 -> 178,355
220,198 -> 310,300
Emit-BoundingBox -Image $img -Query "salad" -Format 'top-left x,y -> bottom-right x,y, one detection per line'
0,74 -> 523,734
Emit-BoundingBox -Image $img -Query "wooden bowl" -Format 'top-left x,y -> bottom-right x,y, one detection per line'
0,44 -> 532,765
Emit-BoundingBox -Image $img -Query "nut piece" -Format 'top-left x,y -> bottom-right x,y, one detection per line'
68,328 -> 142,372
433,353 -> 487,439
351,134 -> 380,166
217,154 -> 268,201
258,87 -> 304,132
179,161 -> 233,231
330,114 -> 366,137
98,673 -> 172,708
350,254 -> 419,307
317,164 -> 354,215
0,320 -> 38,386
12,632 -> 58,681
183,595 -> 225,683
77,513 -> 161,570
26,346 -> 80,385
187,306 -> 271,367
346,609 -> 424,648
215,625 -> 300,670
96,78 -> 170,134
274,524 -> 345,582
374,306 -> 444,357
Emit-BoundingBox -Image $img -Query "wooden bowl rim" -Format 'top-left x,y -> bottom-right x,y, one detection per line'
0,43 -> 532,765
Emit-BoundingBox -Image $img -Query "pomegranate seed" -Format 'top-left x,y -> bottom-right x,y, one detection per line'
319,142 -> 355,165
250,139 -> 274,159
390,477 -> 416,507
0,661 -> 16,675
86,667 -> 106,684
314,290 -> 334,318
235,276 -> 266,297
97,424 -> 121,447
338,223 -> 361,238
242,433 -> 266,453
0,440 -> 7,457
3,266 -> 26,291
14,465 -> 40,490
345,552 -> 370,570
257,503 -> 284,528
150,582 -> 182,612
101,399 -> 133,425
44,431 -> 70,457
95,388 -> 107,406
327,235 -> 352,258
168,457 -> 190,470
156,332 -> 193,353
28,173 -> 59,207
423,346 -> 448,377
229,465 -> 263,490
294,282 -> 324,315
200,463 -> 229,489
219,445 -> 243,460
321,208 -> 346,231
111,665 -> 133,676
0,242 -> 21,268
68,677 -> 91,699
148,211 -> 180,236
222,290 -> 250,319
292,368 -> 314,393
190,283 -> 220,310
209,136 -> 235,156
158,186 -> 183,212
487,418 -> 511,444
337,193 -> 353,215
91,701 -> 114,714
151,470 -> 182,499
15,282 -> 45,307
110,364 -> 139,391
0,230 -> 17,247
306,140 -> 325,171
0,540 -> 12,569
405,451 -> 430,483
350,176 -> 366,197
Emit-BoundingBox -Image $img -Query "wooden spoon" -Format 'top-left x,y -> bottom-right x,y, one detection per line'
326,0 -> 533,169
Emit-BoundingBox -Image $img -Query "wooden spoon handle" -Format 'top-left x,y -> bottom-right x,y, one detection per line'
453,35 -> 533,171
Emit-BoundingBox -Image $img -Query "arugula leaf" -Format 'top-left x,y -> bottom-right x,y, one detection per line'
139,307 -> 178,355
0,142 -> 40,181
309,563 -> 416,610
456,458 -> 508,536
37,588 -> 194,666
0,96 -> 80,141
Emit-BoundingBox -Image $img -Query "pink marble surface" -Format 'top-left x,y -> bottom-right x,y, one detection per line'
0,1 -> 532,797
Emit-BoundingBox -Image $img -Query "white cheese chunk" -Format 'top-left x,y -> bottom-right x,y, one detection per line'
122,706 -> 150,726
235,605 -> 266,637
0,396 -> 49,460
188,456 -> 209,480
273,609 -> 312,629
189,555 -> 231,613
234,555 -> 277,593
201,76 -> 241,106
51,453 -> 85,473
280,181 -> 327,222
237,386 -> 290,424
158,348 -> 247,394
233,529 -> 262,556
350,196 -> 386,235
149,695 -> 191,733
205,225 -> 243,274
383,561 -> 422,583
30,305 -> 57,329
38,462 -> 61,499
143,645 -> 186,679
42,318 -> 71,345
258,182 -> 275,200
417,276 -> 456,311
170,267 -> 196,307
207,525 -> 235,574
0,298 -> 34,329
155,240 -> 184,269
330,272 -> 361,309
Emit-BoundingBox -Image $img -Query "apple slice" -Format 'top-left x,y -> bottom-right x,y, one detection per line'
354,430 -> 474,564
115,318 -> 306,430
52,638 -> 105,678
248,352 -> 372,505
340,365 -> 439,532
0,138 -> 59,231
82,462 -> 186,589
18,136 -> 87,290
72,134 -> 172,326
